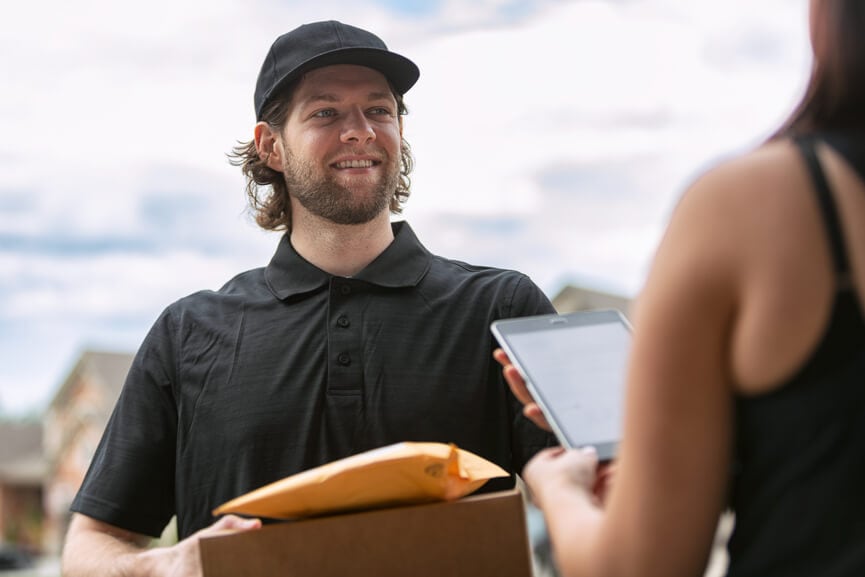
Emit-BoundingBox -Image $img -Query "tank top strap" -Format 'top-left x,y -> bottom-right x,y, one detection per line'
794,136 -> 853,289
823,132 -> 865,184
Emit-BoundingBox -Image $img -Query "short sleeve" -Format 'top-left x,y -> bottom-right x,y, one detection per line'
70,308 -> 179,537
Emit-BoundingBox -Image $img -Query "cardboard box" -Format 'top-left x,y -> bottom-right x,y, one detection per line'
200,489 -> 533,577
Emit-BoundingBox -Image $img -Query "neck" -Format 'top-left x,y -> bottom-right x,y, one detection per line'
289,211 -> 395,277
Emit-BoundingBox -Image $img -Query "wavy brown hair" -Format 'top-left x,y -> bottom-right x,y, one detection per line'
228,81 -> 414,232
774,0 -> 865,137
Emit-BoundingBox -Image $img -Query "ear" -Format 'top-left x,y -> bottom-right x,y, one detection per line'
398,115 -> 404,137
254,122 -> 285,172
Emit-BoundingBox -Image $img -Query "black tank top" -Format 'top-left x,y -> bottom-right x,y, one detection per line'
726,134 -> 865,577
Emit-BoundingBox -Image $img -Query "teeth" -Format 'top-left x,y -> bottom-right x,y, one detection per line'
335,159 -> 374,169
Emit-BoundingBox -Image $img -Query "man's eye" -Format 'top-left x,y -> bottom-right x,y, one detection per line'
369,107 -> 392,116
313,109 -> 336,118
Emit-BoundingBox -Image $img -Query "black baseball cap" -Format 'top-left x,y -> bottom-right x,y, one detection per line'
254,20 -> 420,120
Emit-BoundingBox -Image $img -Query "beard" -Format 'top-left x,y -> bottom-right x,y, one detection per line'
282,147 -> 399,226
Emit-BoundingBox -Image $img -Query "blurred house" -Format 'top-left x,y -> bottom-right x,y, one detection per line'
551,284 -> 633,316
43,350 -> 134,554
0,420 -> 45,553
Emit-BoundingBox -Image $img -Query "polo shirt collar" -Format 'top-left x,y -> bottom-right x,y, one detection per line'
265,221 -> 432,300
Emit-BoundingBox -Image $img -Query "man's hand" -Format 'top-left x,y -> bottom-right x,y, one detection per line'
140,515 -> 262,576
62,513 -> 261,577
493,348 -> 553,432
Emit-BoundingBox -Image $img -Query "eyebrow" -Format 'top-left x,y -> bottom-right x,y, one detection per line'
301,91 -> 396,106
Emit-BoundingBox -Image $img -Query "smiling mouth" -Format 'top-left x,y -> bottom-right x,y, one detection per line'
333,159 -> 378,169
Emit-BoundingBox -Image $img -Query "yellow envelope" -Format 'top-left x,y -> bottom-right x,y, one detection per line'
213,442 -> 508,519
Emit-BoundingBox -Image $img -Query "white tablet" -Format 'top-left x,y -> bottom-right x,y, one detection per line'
491,309 -> 631,461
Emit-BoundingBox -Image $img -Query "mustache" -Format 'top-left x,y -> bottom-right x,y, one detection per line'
325,147 -> 389,164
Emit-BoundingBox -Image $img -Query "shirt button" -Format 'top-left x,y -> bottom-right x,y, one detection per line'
340,285 -> 351,295
337,316 -> 350,328
337,353 -> 351,366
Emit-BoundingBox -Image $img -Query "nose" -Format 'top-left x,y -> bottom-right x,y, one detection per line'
340,108 -> 375,144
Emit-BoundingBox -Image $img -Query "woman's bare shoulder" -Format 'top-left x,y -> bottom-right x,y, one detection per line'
693,140 -> 800,190
676,139 -> 807,222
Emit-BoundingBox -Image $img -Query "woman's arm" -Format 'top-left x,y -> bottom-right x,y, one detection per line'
530,161 -> 746,577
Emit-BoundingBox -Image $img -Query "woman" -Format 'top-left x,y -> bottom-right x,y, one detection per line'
497,1 -> 865,575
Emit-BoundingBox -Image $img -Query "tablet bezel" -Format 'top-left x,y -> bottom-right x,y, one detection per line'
491,309 -> 631,461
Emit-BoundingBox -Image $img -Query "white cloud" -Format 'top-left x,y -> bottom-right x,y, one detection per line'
0,0 -> 812,415
404,0 -> 809,294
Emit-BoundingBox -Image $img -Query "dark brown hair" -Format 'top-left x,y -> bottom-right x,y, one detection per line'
228,82 -> 414,232
775,0 -> 865,137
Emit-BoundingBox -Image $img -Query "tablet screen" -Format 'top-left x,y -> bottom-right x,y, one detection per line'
492,310 -> 631,459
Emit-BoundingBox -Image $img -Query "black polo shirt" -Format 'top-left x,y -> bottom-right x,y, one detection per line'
71,221 -> 556,538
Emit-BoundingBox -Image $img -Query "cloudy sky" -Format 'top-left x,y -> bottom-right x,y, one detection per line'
1,0 -> 810,416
